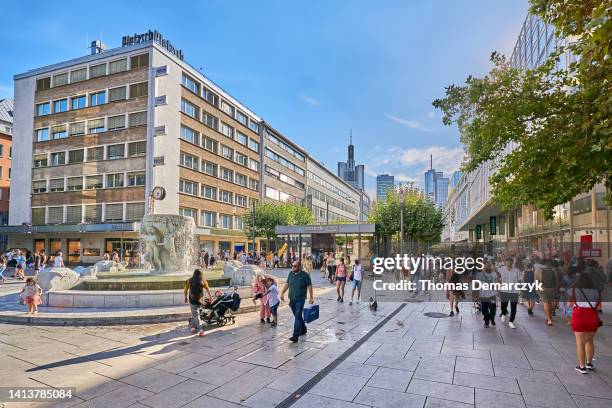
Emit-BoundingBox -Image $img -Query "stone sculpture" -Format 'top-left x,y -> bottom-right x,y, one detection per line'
140,214 -> 196,274
38,267 -> 81,292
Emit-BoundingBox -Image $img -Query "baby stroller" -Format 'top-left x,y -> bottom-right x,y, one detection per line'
200,287 -> 241,326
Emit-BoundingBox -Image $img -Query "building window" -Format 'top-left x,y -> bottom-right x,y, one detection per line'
181,99 -> 198,118
248,120 -> 260,133
220,145 -> 233,160
87,119 -> 105,133
126,203 -> 145,221
70,68 -> 87,83
235,216 -> 244,231
47,207 -> 64,224
108,86 -> 127,102
32,208 -> 46,225
182,73 -> 200,94
69,122 -> 85,136
32,180 -> 47,193
248,138 -> 259,152
219,190 -> 233,204
220,122 -> 234,138
235,153 -> 248,167
52,72 -> 69,87
266,186 -> 280,201
105,204 -> 124,222
220,167 -> 233,182
180,152 -> 199,170
89,63 -> 107,78
572,196 -> 592,215
128,141 -> 146,157
129,82 -> 148,98
128,111 -> 147,127
265,148 -> 305,176
204,113 -> 218,130
235,195 -> 247,207
107,115 -> 126,131
221,101 -> 234,117
85,175 -> 103,190
203,87 -> 219,106
50,152 -> 65,166
53,98 -> 68,113
68,149 -> 84,164
90,91 -> 106,106
84,205 -> 102,223
201,211 -> 216,227
107,144 -> 125,160
203,137 -> 217,153
49,178 -> 64,192
236,131 -> 248,146
67,176 -> 83,191
236,111 -> 248,126
36,102 -> 50,116
127,172 -> 145,187
36,77 -> 51,91
249,178 -> 259,191
52,125 -> 67,139
71,95 -> 86,110
34,154 -> 48,168
179,208 -> 197,222
86,146 -> 104,161
130,53 -> 149,69
109,58 -> 127,74
249,159 -> 259,172
219,214 -> 232,229
235,173 -> 247,187
180,126 -> 199,144
66,206 -> 82,224
203,161 -> 217,177
107,173 -> 124,188
201,185 -> 217,200
179,179 -> 198,195
265,130 -> 305,161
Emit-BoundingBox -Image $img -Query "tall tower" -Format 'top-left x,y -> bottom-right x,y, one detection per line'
337,129 -> 365,191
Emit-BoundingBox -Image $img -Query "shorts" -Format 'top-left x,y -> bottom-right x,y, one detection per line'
571,307 -> 599,332
336,276 -> 346,282
352,279 -> 361,289
270,302 -> 279,316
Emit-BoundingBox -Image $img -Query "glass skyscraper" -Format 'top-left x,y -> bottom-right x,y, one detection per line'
376,174 -> 394,201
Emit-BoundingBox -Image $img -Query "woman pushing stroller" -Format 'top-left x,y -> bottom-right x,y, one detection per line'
184,269 -> 213,337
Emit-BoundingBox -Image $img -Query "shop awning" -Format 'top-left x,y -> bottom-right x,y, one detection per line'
275,224 -> 375,235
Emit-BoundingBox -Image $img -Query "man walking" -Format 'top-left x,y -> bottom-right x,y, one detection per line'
280,261 -> 314,343
498,257 -> 520,329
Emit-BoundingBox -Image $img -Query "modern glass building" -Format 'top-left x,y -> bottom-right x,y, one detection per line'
376,174 -> 394,201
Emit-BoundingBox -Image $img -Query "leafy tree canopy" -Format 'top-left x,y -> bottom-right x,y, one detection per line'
244,201 -> 314,240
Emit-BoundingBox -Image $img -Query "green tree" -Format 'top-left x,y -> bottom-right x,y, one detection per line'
244,201 -> 314,248
432,0 -> 611,218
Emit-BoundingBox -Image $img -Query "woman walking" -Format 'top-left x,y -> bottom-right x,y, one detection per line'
446,267 -> 464,316
519,259 -> 538,316
335,257 -> 347,302
537,259 -> 559,326
327,252 -> 336,284
570,273 -> 602,374
184,269 -> 212,337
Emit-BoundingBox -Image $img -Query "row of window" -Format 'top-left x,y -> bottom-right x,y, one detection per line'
35,111 -> 147,142
265,165 -> 305,190
180,129 -> 259,168
265,130 -> 305,162
179,207 -> 244,231
307,170 -> 356,203
0,144 -> 12,159
307,186 -> 359,217
33,141 -> 146,168
36,82 -> 148,117
265,185 -> 299,204
179,179 -> 253,208
312,204 -> 355,224
32,171 -> 145,193
264,148 -> 305,177
32,202 -> 146,225
179,152 -> 259,191
36,53 -> 149,91
181,73 -> 259,133
180,124 -> 260,155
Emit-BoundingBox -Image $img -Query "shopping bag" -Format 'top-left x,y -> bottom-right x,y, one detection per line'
303,304 -> 319,323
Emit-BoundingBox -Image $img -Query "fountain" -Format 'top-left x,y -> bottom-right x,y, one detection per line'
140,214 -> 195,275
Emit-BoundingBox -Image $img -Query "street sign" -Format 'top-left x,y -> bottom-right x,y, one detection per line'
489,216 -> 497,235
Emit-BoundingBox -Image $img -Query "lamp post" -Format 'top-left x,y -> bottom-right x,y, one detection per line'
251,200 -> 256,256
399,186 -> 405,255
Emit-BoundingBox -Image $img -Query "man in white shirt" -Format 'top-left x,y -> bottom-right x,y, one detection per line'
497,258 -> 520,328
349,259 -> 363,305
54,251 -> 65,268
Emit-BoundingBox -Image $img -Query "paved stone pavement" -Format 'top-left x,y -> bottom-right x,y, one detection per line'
1,271 -> 611,408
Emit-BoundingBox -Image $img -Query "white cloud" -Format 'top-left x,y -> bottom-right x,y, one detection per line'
298,93 -> 320,106
385,113 -> 431,132
427,110 -> 439,120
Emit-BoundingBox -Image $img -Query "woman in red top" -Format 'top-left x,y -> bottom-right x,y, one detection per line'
570,273 -> 602,374
335,257 -> 348,303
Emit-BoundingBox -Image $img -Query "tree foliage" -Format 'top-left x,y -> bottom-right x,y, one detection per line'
244,201 -> 314,240
432,0 -> 611,218
368,185 -> 445,244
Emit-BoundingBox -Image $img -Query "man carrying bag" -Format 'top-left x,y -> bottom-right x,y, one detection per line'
281,261 -> 314,343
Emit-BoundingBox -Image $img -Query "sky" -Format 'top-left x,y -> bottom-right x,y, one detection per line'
0,0 -> 529,199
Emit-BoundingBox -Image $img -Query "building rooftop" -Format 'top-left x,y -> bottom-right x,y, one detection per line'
0,98 -> 13,124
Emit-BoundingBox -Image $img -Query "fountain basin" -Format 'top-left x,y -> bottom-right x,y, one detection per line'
75,276 -> 231,291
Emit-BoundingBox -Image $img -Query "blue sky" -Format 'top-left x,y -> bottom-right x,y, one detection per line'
0,0 -> 528,198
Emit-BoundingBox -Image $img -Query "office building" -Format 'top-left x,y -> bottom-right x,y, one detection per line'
423,155 -> 449,208
337,133 -> 364,191
376,174 -> 394,201
435,176 -> 449,208
0,98 -> 12,250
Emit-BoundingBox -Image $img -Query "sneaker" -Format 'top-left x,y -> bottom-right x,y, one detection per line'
484,322 -> 490,328
528,309 -> 534,315
271,321 -> 277,327
266,317 -> 271,323
190,327 -> 196,334
509,322 -> 516,329
490,320 -> 496,327
260,318 -> 265,324
501,315 -> 506,322
337,296 -> 341,301
575,366 -> 587,374
289,336 -> 298,343
198,331 -> 205,337
340,298 -> 344,303
455,306 -> 459,314
349,301 -> 352,305
586,362 -> 595,370
356,300 -> 360,304
300,327 -> 307,335
449,311 -> 454,317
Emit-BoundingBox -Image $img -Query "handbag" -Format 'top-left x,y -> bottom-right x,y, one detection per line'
303,303 -> 319,323
578,288 -> 603,327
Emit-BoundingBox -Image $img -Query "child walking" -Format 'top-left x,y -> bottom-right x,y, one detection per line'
266,277 -> 280,327
0,256 -> 7,283
253,275 -> 271,323
20,278 -> 42,314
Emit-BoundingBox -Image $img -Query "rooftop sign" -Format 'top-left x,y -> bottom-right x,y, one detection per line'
122,30 -> 184,60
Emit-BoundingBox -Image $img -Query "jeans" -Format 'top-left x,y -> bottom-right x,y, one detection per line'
481,299 -> 496,324
289,299 -> 306,338
190,304 -> 203,331
0,266 -> 5,280
501,301 -> 518,322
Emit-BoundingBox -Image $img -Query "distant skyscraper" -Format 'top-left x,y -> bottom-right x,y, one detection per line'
376,174 -> 395,201
337,131 -> 365,191
424,155 -> 450,208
